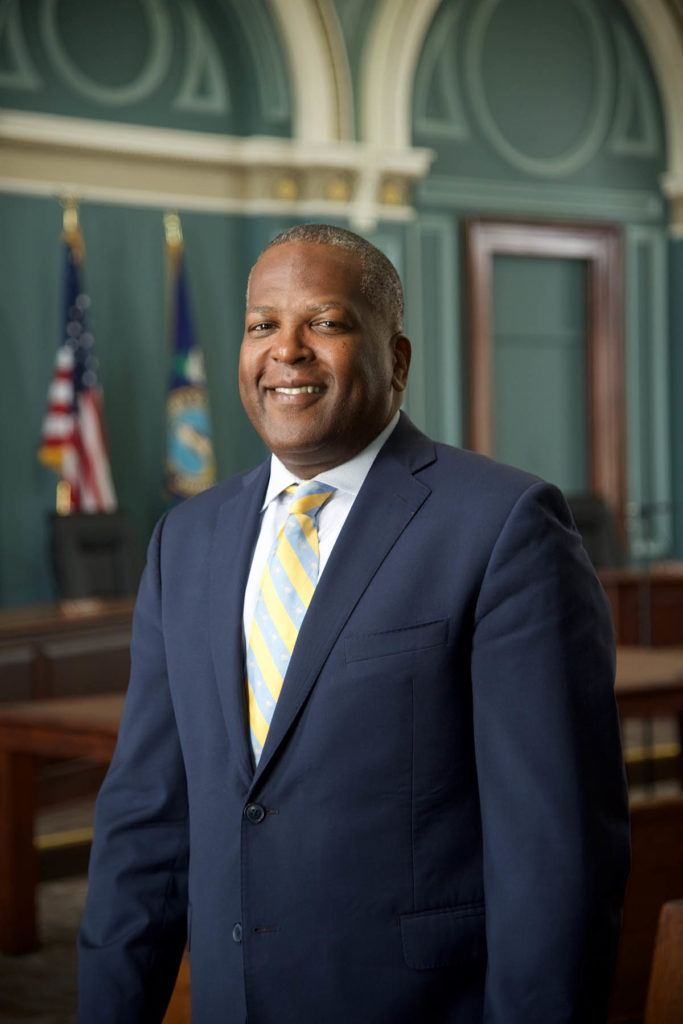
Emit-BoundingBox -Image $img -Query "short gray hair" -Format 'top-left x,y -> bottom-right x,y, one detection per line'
256,223 -> 404,333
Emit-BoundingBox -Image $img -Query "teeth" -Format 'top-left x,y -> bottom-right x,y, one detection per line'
274,386 -> 322,394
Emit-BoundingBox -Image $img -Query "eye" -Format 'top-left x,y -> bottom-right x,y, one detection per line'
248,321 -> 276,333
314,319 -> 346,332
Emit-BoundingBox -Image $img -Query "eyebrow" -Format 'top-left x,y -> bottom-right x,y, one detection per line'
246,301 -> 352,317
305,302 -> 349,314
246,305 -> 277,316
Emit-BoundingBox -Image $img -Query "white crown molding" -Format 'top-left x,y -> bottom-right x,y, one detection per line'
0,110 -> 434,231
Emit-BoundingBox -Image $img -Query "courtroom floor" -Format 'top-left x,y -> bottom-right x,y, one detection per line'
0,875 -> 85,1024
0,797 -> 93,1024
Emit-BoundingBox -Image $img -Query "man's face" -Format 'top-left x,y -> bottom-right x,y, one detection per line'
239,241 -> 410,478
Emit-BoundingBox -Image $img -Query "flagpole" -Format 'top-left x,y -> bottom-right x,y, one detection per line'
164,212 -> 183,351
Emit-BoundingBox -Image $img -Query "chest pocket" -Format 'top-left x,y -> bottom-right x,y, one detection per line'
344,619 -> 449,663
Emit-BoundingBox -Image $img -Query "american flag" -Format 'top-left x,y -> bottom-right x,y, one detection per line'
38,236 -> 117,512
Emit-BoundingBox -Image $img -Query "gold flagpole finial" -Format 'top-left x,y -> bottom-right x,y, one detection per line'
164,212 -> 183,251
59,195 -> 85,262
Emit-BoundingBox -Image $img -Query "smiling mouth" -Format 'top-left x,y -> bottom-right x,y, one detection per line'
272,386 -> 323,395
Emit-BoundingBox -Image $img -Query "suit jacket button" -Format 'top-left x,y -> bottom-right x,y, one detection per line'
244,802 -> 266,824
232,922 -> 242,943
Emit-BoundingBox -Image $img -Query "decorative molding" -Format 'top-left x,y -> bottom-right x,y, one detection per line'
0,0 -> 43,91
361,0 -> 442,148
608,21 -> 660,158
465,0 -> 614,178
623,225 -> 672,557
0,110 -> 434,230
228,0 -> 290,124
413,2 -> 469,141
40,0 -> 173,106
266,0 -> 353,142
418,174 -> 664,221
622,0 -> 683,199
360,0 -> 681,227
173,1 -> 230,115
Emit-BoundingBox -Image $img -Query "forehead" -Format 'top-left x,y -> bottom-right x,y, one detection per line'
247,241 -> 364,306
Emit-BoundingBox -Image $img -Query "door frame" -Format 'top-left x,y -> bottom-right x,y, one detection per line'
464,216 -> 625,530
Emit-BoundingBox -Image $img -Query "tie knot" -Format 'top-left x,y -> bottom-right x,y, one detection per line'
286,480 -> 336,520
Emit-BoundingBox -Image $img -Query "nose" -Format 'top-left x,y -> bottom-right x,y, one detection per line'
271,323 -> 311,363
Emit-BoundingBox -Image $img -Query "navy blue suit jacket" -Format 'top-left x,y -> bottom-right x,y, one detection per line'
78,414 -> 630,1023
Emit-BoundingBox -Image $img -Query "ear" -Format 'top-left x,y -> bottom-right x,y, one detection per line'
391,334 -> 411,392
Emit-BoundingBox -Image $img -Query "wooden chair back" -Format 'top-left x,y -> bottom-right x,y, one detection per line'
644,899 -> 683,1024
609,797 -> 683,1023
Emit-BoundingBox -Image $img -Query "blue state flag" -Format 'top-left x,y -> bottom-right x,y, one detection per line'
164,235 -> 216,503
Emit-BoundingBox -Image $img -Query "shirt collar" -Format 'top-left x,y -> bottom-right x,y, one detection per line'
260,410 -> 401,511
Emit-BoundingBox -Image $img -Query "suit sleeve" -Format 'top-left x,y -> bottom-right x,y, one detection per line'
471,481 -> 630,1023
77,515 -> 189,1023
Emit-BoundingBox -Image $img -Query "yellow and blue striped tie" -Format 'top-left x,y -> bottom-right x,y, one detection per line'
247,480 -> 336,763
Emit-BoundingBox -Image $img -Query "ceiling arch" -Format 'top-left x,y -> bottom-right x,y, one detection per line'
622,0 -> 683,210
266,0 -> 353,141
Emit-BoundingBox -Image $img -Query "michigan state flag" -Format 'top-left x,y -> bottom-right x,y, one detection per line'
164,221 -> 216,502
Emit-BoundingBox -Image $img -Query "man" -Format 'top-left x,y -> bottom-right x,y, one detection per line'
78,224 -> 630,1023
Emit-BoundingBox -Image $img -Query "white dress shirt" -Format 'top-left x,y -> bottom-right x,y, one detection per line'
242,412 -> 400,644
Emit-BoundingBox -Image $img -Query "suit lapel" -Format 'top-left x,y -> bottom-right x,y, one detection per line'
209,462 -> 269,788
252,418 -> 436,785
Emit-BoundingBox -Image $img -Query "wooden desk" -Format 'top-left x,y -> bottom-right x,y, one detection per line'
0,694 -> 123,953
0,598 -> 135,644
0,598 -> 134,704
1,646 -> 681,956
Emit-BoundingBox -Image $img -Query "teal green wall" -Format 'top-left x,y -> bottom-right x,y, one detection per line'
410,0 -> 673,563
413,0 -> 665,192
0,194 -> 408,606
0,0 -> 679,602
0,0 -> 291,136
0,195 -> 271,604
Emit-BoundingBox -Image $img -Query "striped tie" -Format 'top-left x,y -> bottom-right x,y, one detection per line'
247,480 -> 336,763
